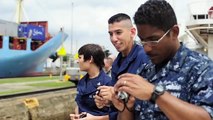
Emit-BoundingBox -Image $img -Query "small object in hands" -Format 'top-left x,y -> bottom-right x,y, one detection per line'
79,113 -> 87,118
96,89 -> 100,96
117,91 -> 129,103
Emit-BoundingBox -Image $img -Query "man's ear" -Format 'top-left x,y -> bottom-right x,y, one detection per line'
89,56 -> 94,63
171,25 -> 179,38
131,27 -> 137,38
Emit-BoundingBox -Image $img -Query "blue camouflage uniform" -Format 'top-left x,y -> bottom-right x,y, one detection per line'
75,70 -> 111,116
135,45 -> 213,120
109,43 -> 150,120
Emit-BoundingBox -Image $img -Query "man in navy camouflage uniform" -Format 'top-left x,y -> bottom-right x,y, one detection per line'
112,0 -> 213,120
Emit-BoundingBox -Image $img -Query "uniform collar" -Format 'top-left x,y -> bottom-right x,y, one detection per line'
142,45 -> 188,82
78,70 -> 105,95
113,44 -> 139,72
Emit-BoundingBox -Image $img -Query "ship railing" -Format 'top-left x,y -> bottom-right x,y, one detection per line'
190,10 -> 213,20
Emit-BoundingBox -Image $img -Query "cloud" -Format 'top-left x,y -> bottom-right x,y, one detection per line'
0,0 -> 197,55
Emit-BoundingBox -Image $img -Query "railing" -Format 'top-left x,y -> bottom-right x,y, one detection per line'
191,10 -> 213,20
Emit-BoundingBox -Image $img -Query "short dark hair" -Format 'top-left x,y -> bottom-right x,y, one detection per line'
78,44 -> 105,69
108,13 -> 131,24
134,0 -> 177,32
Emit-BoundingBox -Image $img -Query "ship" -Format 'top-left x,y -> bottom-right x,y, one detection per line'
184,0 -> 213,60
0,0 -> 68,78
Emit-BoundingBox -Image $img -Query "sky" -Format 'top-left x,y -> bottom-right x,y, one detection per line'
0,0 -> 211,55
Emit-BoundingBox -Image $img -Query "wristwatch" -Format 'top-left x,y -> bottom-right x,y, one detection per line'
150,84 -> 166,104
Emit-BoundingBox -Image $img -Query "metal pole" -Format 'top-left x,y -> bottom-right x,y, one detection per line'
59,29 -> 65,81
59,56 -> 63,81
71,2 -> 74,54
69,2 -> 74,67
16,0 -> 23,24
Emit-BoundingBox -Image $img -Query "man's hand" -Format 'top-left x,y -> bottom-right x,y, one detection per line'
94,94 -> 108,109
115,73 -> 154,101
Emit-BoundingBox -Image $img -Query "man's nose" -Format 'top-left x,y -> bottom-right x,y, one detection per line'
143,44 -> 152,53
111,34 -> 118,42
76,59 -> 79,63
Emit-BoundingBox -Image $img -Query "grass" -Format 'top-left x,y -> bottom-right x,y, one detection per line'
28,81 -> 73,88
0,76 -> 59,84
0,88 -> 33,95
0,76 -> 76,96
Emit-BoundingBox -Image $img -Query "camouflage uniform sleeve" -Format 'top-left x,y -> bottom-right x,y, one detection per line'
190,62 -> 213,118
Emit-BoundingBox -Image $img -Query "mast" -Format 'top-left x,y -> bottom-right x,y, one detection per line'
16,0 -> 23,24
69,2 -> 74,67
71,2 -> 74,54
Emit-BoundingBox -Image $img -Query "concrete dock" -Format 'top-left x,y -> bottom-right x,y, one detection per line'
0,88 -> 76,120
0,76 -> 77,120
